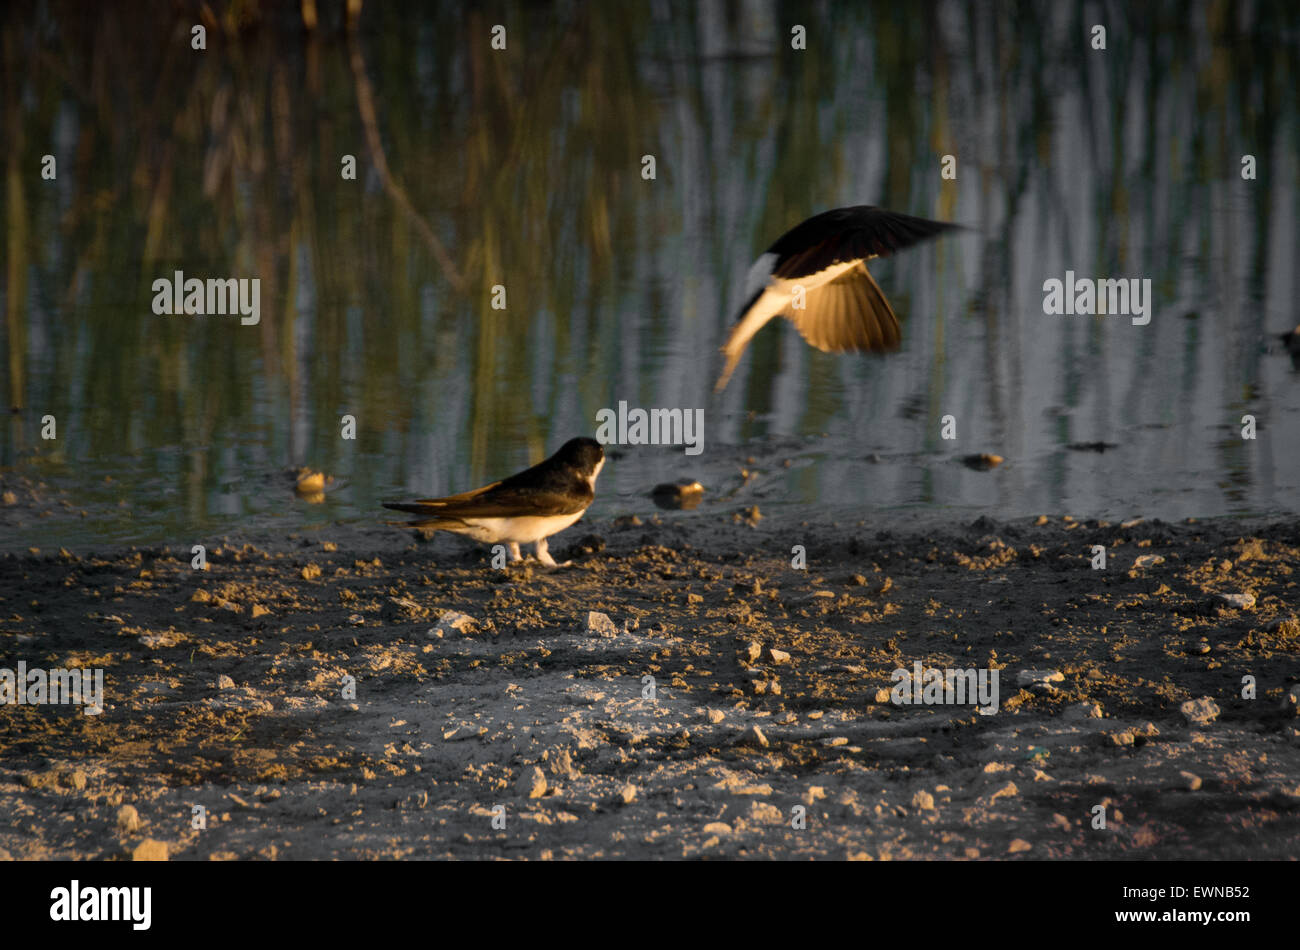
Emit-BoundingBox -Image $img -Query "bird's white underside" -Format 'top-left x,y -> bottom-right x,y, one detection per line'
444,509 -> 588,544
726,258 -> 862,361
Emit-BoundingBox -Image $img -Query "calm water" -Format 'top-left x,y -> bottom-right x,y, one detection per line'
2,0 -> 1298,551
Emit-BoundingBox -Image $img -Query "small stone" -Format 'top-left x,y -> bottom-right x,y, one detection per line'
1034,515 -> 1049,526
1109,730 -> 1135,746
740,641 -> 762,663
1215,592 -> 1256,610
1008,839 -> 1032,854
584,611 -> 618,639
650,479 -> 705,510
250,604 -> 271,619
874,688 -> 892,703
767,648 -> 791,664
1269,617 -> 1300,638
1180,697 -> 1220,726
66,771 -> 87,791
617,784 -> 637,804
989,782 -> 1018,802
300,563 -> 322,580
518,766 -> 548,800
116,805 -> 141,833
130,838 -> 168,861
1064,702 -> 1103,721
383,596 -> 430,621
706,708 -> 725,724
749,801 -> 783,823
737,725 -> 769,748
701,822 -> 732,835
911,790 -> 935,811
216,674 -> 236,690
294,469 -> 326,494
804,786 -> 826,805
1180,771 -> 1202,791
1132,554 -> 1164,569
431,610 -> 477,637
962,453 -> 1004,471
1017,669 -> 1064,691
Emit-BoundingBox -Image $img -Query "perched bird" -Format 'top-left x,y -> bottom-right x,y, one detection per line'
716,205 -> 963,391
384,437 -> 604,567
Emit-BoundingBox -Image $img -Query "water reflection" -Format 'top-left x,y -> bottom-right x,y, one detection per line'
1,0 -> 1297,550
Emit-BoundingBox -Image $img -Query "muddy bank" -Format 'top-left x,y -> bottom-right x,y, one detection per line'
1,509 -> 1298,860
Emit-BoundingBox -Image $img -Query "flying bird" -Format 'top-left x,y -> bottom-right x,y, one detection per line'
384,437 -> 604,568
716,205 -> 963,391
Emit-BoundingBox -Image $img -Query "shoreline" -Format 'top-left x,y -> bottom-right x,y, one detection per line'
1,512 -> 1297,859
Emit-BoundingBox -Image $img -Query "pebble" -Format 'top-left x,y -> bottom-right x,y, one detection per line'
705,708 -> 725,724
650,479 -> 705,510
1269,617 -> 1300,638
804,786 -> 826,804
428,610 -> 476,637
1180,697 -> 1220,726
736,725 -> 769,748
1215,592 -> 1256,610
382,596 -> 428,621
130,839 -> 168,861
584,611 -> 618,639
1064,702 -> 1103,721
962,453 -> 1004,471
701,822 -> 732,835
750,801 -> 784,823
767,648 -> 791,664
216,674 -> 235,690
989,782 -> 1019,802
116,805 -> 141,833
1017,669 -> 1064,692
1180,771 -> 1202,791
740,641 -> 762,663
1132,554 -> 1165,569
617,784 -> 637,805
911,790 -> 935,811
518,766 -> 549,800
1008,839 -> 1032,854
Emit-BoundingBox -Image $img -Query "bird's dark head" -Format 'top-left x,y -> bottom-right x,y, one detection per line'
555,437 -> 606,481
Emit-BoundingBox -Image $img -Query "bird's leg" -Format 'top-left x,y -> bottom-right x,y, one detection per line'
506,542 -> 523,563
534,537 -> 570,569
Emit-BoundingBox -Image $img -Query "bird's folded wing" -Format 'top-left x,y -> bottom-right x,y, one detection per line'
787,262 -> 901,353
383,482 -> 588,520
772,207 -> 960,280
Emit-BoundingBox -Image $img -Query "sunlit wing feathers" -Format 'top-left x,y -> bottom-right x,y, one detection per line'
715,205 -> 961,391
